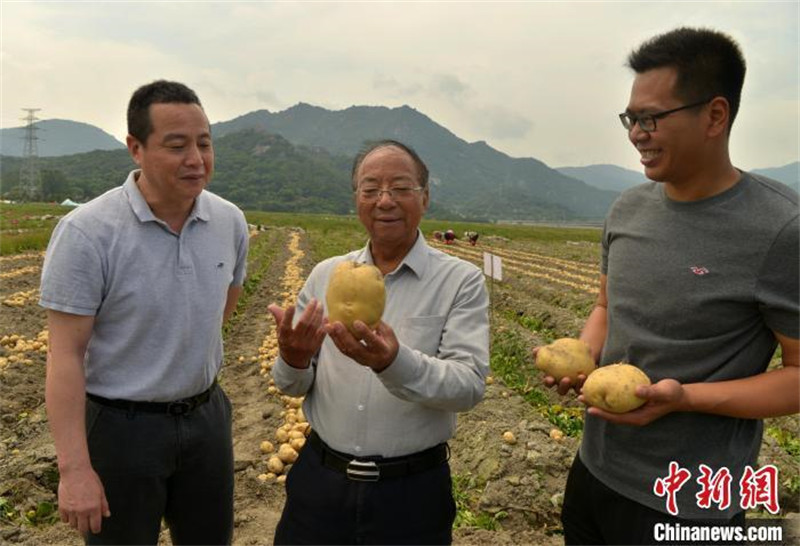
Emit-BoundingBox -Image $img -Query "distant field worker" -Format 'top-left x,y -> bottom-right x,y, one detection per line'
269,139 -> 489,545
465,231 -> 479,246
40,80 -> 248,544
444,229 -> 456,244
541,28 -> 799,545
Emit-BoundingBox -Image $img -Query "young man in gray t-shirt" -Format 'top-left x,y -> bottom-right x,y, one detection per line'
544,28 -> 799,545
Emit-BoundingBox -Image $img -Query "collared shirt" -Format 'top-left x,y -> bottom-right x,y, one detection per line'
39,170 -> 249,401
272,232 -> 490,457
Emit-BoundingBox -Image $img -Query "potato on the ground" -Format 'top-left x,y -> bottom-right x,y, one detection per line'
581,363 -> 651,413
535,338 -> 596,381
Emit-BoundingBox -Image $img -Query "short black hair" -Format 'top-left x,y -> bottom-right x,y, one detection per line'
627,27 -> 746,131
127,80 -> 202,143
351,139 -> 430,191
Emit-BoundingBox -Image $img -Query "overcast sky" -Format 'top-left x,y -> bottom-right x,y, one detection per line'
1,1 -> 797,172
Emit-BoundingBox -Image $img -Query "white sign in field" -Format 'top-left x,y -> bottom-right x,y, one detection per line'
483,252 -> 502,281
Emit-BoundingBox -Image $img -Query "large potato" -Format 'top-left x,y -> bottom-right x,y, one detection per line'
326,261 -> 385,335
535,338 -> 596,381
582,363 -> 651,413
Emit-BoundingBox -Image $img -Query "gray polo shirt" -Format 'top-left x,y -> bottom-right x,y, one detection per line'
40,170 -> 249,402
272,232 -> 490,457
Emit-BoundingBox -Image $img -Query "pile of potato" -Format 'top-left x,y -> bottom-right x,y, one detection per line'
258,395 -> 310,483
2,288 -> 40,308
0,330 -> 48,369
256,231 -> 312,483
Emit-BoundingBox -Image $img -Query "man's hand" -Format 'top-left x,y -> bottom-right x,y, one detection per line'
57,465 -> 110,535
580,378 -> 685,426
268,298 -> 327,369
326,320 -> 399,373
532,345 -> 588,395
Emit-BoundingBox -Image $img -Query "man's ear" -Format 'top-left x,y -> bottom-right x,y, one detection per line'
707,97 -> 730,138
126,135 -> 143,166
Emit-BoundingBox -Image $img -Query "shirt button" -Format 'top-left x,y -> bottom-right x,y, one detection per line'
357,405 -> 365,411
354,446 -> 362,452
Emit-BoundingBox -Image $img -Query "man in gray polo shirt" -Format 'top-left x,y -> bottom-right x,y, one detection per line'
40,80 -> 248,544
544,28 -> 799,545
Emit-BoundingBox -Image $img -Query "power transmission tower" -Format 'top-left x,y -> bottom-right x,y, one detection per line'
19,108 -> 42,201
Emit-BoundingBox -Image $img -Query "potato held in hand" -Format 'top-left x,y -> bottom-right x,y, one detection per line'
535,338 -> 596,382
326,261 -> 386,335
582,363 -> 651,413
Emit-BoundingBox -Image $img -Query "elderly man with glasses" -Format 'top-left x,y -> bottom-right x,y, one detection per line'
540,27 -> 799,545
268,139 -> 490,545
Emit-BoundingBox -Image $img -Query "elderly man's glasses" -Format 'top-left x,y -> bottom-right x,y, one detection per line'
357,186 -> 424,202
619,98 -> 712,132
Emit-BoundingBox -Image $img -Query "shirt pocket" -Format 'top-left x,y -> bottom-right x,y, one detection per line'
399,315 -> 446,357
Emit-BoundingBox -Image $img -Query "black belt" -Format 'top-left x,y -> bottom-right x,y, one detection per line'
307,429 -> 449,482
86,380 -> 217,416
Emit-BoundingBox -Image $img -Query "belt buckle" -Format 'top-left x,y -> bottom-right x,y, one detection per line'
167,401 -> 192,415
346,459 -> 380,482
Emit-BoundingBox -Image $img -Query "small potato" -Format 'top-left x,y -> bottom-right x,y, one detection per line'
582,363 -> 651,413
266,456 -> 284,474
259,440 -> 275,454
535,338 -> 596,382
290,437 -> 306,451
277,443 -> 299,464
292,422 -> 310,434
502,431 -> 517,445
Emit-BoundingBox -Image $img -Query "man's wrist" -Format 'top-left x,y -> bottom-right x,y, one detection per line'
280,351 -> 311,369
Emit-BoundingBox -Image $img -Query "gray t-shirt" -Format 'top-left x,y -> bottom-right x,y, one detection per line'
581,172 -> 799,519
40,171 -> 249,401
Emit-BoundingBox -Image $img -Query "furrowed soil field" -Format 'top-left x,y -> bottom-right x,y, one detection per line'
0,204 -> 797,545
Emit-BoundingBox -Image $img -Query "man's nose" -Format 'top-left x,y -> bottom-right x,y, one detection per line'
184,144 -> 204,165
376,190 -> 396,205
628,122 -> 649,144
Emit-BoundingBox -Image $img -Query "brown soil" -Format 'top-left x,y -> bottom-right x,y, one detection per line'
0,232 -> 796,546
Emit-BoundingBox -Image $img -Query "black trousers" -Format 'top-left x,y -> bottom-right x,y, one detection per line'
84,385 -> 234,545
561,453 -> 745,546
274,440 -> 456,545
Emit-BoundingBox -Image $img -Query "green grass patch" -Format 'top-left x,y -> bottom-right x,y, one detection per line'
766,426 -> 800,461
452,473 -> 507,531
491,326 -> 584,436
0,228 -> 54,255
224,229 -> 281,336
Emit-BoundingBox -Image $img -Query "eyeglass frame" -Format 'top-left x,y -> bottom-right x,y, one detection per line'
619,97 -> 714,133
355,185 -> 426,202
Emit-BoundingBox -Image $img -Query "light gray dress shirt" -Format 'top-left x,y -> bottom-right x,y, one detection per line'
272,232 -> 489,458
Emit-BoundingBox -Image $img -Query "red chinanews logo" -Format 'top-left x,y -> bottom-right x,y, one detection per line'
690,266 -> 710,276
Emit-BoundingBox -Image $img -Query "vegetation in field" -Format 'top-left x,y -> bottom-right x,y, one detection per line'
766,425 -> 800,496
223,228 -> 282,336
452,473 -> 507,531
491,326 -> 584,437
0,203 -> 65,255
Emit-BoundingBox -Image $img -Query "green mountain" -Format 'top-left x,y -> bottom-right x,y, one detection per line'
752,162 -> 799,192
557,164 -> 649,192
0,130 -> 462,218
560,162 -> 800,193
213,104 -> 618,221
0,119 -> 124,157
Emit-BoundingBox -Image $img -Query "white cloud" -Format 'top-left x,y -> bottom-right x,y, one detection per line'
1,1 -> 797,172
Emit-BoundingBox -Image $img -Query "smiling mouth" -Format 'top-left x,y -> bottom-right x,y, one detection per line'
181,174 -> 206,182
